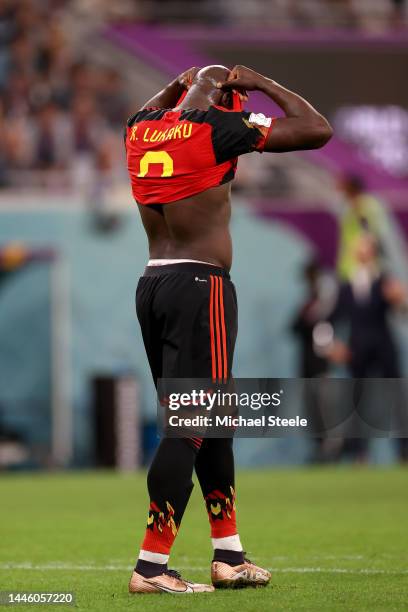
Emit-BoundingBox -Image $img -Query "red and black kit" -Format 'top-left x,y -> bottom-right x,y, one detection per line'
126,104 -> 273,567
136,262 -> 237,386
125,105 -> 273,204
136,262 -> 239,556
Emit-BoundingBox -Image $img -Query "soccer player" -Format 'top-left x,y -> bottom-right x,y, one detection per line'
125,64 -> 332,594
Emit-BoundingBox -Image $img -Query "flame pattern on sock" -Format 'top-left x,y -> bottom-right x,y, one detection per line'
141,500 -> 179,554
205,486 -> 237,538
147,501 -> 178,536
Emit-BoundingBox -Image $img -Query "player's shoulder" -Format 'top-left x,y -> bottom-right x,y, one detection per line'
209,106 -> 273,129
196,106 -> 246,130
126,108 -> 167,127
126,107 -> 213,127
208,105 -> 245,118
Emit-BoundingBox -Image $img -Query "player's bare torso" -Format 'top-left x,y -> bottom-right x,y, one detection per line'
130,66 -> 333,272
137,182 -> 233,270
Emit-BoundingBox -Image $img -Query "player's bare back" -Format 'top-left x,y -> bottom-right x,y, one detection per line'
138,183 -> 233,269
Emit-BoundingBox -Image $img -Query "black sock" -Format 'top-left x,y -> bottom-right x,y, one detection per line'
213,548 -> 245,566
135,559 -> 167,578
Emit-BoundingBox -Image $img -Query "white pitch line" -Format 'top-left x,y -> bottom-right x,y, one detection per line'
271,567 -> 408,575
0,563 -> 407,575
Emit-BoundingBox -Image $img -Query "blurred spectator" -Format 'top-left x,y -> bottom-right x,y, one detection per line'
336,174 -> 385,282
327,234 -> 408,462
288,0 -> 358,29
0,0 -> 130,192
0,242 -> 55,290
73,0 -> 407,29
0,0 -> 405,196
97,68 -> 130,126
330,234 -> 405,377
32,102 -> 71,170
391,0 -> 406,27
292,259 -> 329,379
292,259 -> 331,462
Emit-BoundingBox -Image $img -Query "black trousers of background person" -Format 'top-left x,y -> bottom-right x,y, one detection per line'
345,339 -> 408,462
136,262 -> 238,539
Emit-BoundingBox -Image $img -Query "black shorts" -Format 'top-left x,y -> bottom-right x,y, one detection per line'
136,262 -> 238,386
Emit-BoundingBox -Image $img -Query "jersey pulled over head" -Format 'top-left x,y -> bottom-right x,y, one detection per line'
125,65 -> 275,205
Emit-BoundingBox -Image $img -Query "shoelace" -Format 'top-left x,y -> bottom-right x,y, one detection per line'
163,568 -> 182,580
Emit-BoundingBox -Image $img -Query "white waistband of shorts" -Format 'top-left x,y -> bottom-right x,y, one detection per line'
147,258 -> 217,267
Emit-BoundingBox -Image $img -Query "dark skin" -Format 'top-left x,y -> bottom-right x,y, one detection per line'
137,65 -> 333,270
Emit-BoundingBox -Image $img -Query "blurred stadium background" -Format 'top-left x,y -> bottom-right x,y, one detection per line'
1,0 -> 408,472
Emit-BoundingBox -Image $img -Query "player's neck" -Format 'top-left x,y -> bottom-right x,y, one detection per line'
176,85 -> 222,111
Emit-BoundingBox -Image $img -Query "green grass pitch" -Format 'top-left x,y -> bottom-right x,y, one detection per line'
1,467 -> 408,611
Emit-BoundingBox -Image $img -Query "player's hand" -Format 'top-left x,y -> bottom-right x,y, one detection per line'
328,340 -> 351,365
382,277 -> 407,306
178,67 -> 200,90
217,65 -> 267,93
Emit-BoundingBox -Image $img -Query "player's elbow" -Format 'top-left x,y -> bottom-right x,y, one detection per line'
307,117 -> 333,149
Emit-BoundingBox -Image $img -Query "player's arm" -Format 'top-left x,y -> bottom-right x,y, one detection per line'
218,65 -> 333,152
141,67 -> 199,110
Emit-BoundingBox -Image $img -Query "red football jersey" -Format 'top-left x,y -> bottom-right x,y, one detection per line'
125,106 -> 274,205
